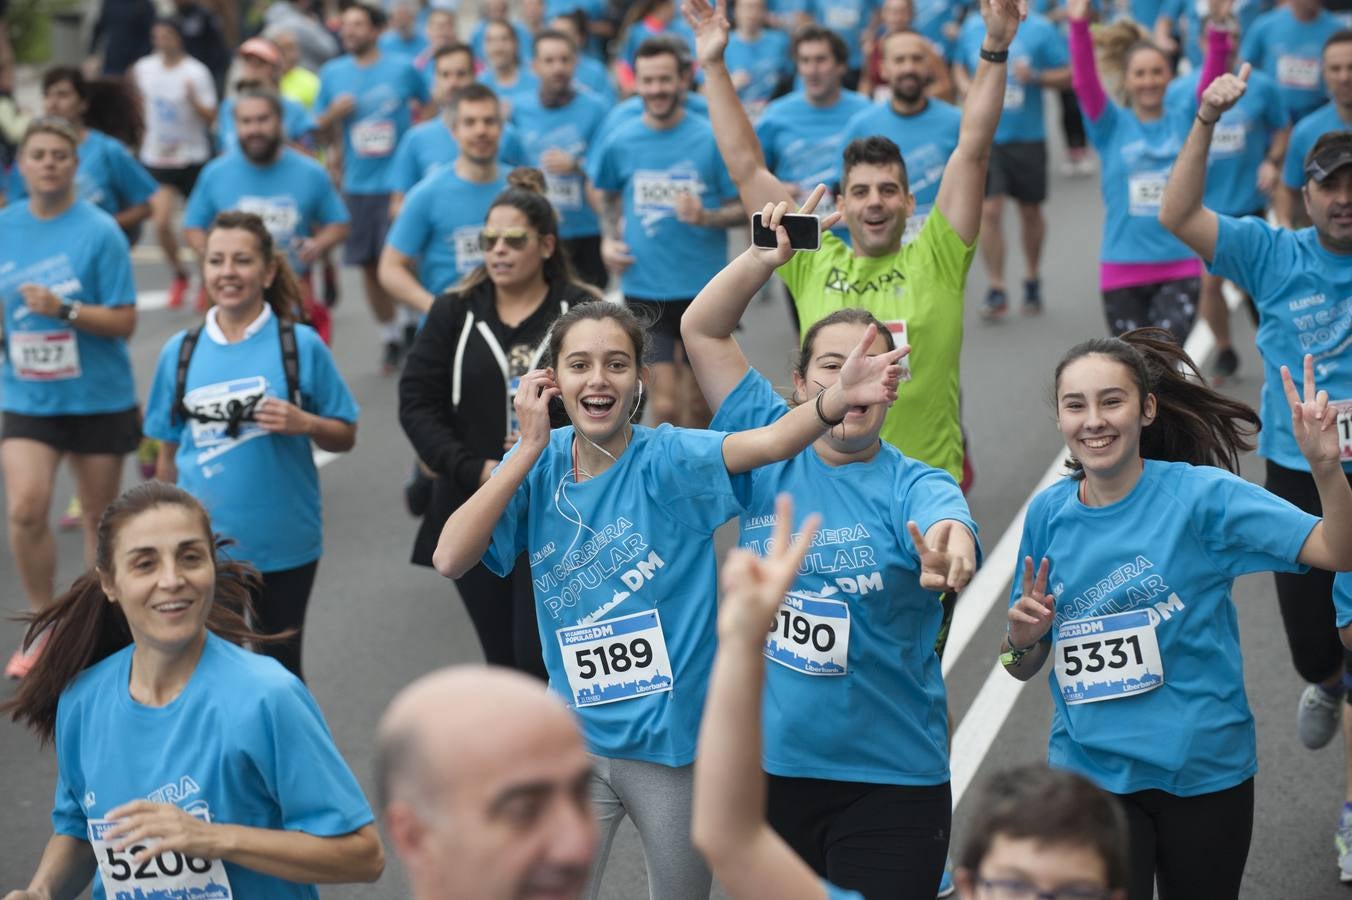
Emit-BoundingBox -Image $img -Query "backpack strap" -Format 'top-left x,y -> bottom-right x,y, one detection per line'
278,318 -> 302,409
171,326 -> 204,428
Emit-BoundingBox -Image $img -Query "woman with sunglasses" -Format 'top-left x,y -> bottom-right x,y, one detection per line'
142,211 -> 358,681
398,167 -> 600,679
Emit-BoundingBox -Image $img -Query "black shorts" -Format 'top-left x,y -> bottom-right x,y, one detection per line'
564,235 -> 607,291
1,406 -> 141,455
625,296 -> 695,364
343,192 -> 392,266
146,163 -> 204,196
985,140 -> 1048,204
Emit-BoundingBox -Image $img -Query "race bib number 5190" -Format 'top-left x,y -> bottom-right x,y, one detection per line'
764,592 -> 849,676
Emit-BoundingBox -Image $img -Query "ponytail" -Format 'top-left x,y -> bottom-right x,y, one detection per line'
1053,328 -> 1260,477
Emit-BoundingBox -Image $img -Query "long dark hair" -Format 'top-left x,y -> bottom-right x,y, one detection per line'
3,483 -> 270,745
204,211 -> 310,325
42,65 -> 145,148
546,300 -> 652,371
457,167 -> 601,300
1052,328 -> 1260,477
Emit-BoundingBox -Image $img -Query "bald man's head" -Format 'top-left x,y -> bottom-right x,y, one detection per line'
377,666 -> 598,900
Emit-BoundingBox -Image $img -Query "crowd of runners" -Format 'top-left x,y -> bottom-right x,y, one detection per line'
0,0 -> 1350,894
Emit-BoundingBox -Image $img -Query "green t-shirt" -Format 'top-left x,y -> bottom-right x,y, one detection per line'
780,207 -> 976,481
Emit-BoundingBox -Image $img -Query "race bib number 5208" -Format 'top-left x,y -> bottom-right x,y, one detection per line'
89,818 -> 233,898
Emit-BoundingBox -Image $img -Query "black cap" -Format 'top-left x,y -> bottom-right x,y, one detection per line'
1305,132 -> 1352,184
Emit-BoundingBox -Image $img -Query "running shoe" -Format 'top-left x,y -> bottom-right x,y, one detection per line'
5,628 -> 49,680
1337,805 -> 1352,882
1299,683 -> 1343,750
1212,347 -> 1239,380
167,274 -> 189,309
979,288 -> 1008,320
57,495 -> 82,530
937,858 -> 956,898
381,340 -> 403,376
1023,279 -> 1043,316
137,437 -> 160,480
323,258 -> 340,307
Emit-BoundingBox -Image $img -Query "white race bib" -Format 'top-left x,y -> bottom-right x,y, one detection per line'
764,592 -> 850,675
824,4 -> 861,29
452,225 -> 485,274
10,329 -> 80,381
351,119 -> 396,157
89,817 -> 233,899
633,171 -> 698,213
1128,171 -> 1168,216
1211,122 -> 1246,155
1003,82 -> 1026,111
1276,54 -> 1320,89
558,609 -> 674,706
1332,400 -> 1352,462
545,173 -> 584,209
1055,609 -> 1165,705
184,376 -> 267,449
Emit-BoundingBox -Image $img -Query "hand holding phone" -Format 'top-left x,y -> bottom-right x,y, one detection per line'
752,211 -> 821,252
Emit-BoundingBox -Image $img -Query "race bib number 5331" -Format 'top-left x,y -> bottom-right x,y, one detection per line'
1055,609 -> 1164,705
558,609 -> 674,706
89,818 -> 233,898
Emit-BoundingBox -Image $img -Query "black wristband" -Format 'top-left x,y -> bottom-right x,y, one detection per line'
1196,111 -> 1218,126
815,390 -> 845,428
979,46 -> 1009,63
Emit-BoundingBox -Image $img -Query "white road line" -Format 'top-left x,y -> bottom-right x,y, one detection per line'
947,284 -> 1240,809
313,449 -> 340,468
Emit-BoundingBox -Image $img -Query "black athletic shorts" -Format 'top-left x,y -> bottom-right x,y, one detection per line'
343,192 -> 393,266
1,406 -> 141,455
985,140 -> 1048,204
146,163 -> 204,196
625,296 -> 695,364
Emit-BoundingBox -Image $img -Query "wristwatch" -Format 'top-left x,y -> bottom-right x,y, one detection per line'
57,301 -> 81,322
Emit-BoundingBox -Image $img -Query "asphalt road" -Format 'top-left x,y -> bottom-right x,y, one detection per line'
0,127 -> 1347,898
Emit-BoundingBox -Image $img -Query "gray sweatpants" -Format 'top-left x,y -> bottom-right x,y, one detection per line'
585,755 -> 712,900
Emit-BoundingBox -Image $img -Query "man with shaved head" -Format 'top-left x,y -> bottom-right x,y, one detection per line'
376,666 -> 599,899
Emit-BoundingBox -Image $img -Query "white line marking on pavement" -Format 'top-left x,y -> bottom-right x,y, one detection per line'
138,290 -> 170,311
313,450 -> 340,468
948,284 -> 1241,808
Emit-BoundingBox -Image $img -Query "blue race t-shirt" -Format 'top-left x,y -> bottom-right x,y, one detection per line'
53,634 -> 374,900
1014,461 -> 1316,796
587,113 -> 738,299
575,55 -> 618,104
756,89 -> 873,223
1240,6 -> 1343,122
388,118 -> 525,194
485,424 -> 750,765
315,52 -> 428,193
511,90 -> 610,239
386,166 -> 509,293
842,98 -> 961,238
1083,101 -> 1197,264
825,881 -> 867,900
725,28 -> 794,115
1208,215 -> 1352,472
0,201 -> 136,415
913,0 -> 960,57
182,148 -> 349,275
1283,102 -> 1352,189
5,129 -> 157,218
956,14 -> 1067,144
480,67 -> 542,116
215,95 -> 317,154
143,313 -> 359,571
378,28 -> 428,60
711,368 -> 977,785
810,0 -> 878,68
1165,67 -> 1287,216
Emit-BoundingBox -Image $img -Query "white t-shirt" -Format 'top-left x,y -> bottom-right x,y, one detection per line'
133,54 -> 217,168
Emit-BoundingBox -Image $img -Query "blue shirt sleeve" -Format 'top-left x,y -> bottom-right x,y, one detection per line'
108,141 -> 158,208
143,335 -> 185,443
406,62 -> 431,105
1284,117 -> 1311,189
899,465 -> 979,567
641,426 -> 750,532
386,182 -> 434,256
314,173 -> 350,225
247,674 -> 375,835
51,697 -> 87,839
708,366 -> 791,432
1188,466 -> 1317,578
1207,214 -> 1283,305
1335,573 -> 1352,628
390,130 -> 422,194
182,174 -> 215,230
586,133 -> 620,192
299,327 -> 359,421
96,223 -> 136,307
1238,24 -> 1260,65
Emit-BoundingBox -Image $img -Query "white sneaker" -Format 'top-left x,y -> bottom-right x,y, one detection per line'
1299,683 -> 1343,749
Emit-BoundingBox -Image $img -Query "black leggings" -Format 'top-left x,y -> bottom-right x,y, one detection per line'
453,557 -> 547,681
1101,277 -> 1200,345
1265,460 -> 1352,685
766,775 -> 950,900
1118,777 -> 1254,900
1060,88 -> 1087,149
251,560 -> 320,681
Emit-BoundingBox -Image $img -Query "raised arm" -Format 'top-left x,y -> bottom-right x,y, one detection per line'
1066,0 -> 1107,120
1284,357 -> 1352,572
1159,64 -> 1250,262
432,369 -> 557,578
935,0 -> 1027,243
683,0 -> 796,212
692,495 -> 829,900
682,190 -> 840,411
721,324 -> 906,474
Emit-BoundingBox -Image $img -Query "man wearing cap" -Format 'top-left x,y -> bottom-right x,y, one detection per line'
376,666 -> 599,900
217,38 -> 318,153
1162,63 -> 1352,883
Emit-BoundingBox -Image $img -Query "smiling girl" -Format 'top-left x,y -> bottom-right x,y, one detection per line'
3,482 -> 382,899
433,296 -> 905,899
1001,329 -> 1352,899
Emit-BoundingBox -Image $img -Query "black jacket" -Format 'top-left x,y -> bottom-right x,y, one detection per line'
398,278 -> 592,566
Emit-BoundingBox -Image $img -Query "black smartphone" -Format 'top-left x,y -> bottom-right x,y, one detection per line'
752,212 -> 821,252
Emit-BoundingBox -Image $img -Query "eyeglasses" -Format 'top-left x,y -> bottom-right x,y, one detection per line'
978,878 -> 1113,900
478,228 -> 532,251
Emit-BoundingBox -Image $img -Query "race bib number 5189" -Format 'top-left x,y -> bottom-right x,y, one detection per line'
558,609 -> 674,706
